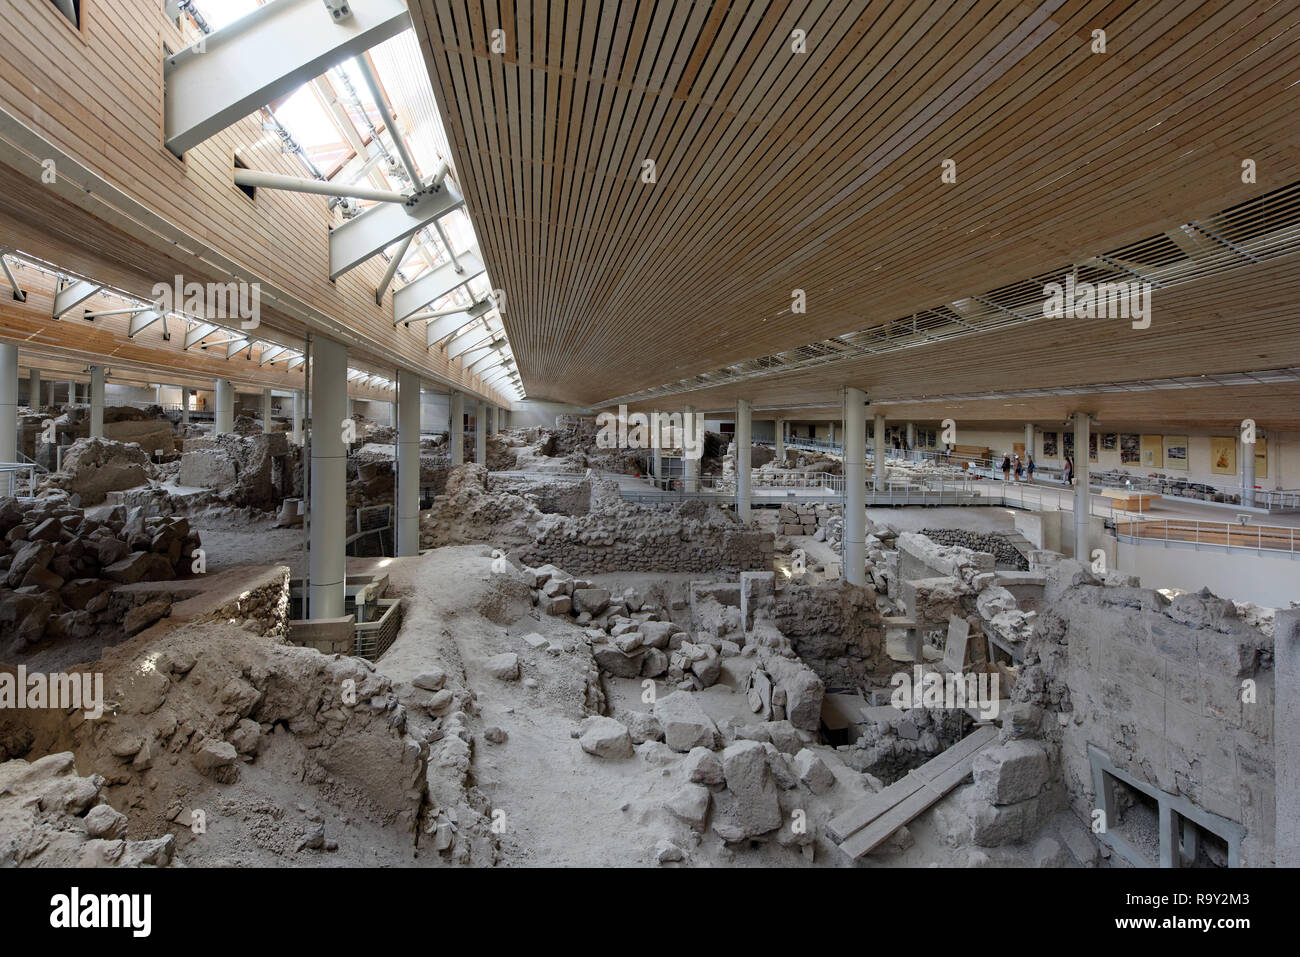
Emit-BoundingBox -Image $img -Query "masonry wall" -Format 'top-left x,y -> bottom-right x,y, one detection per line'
520,510 -> 774,576
1044,585 -> 1274,866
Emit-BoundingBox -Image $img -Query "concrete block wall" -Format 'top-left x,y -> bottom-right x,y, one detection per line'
1052,586 -> 1274,865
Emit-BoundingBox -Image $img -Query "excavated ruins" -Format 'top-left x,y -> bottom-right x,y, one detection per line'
0,414 -> 1290,870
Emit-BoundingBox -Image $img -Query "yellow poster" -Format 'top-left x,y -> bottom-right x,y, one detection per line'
1140,434 -> 1163,468
1210,436 -> 1236,475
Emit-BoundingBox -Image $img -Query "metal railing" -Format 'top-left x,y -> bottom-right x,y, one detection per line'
1113,517 -> 1300,557
0,461 -> 41,498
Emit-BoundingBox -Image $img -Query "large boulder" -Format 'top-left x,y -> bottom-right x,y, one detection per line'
578,716 -> 633,759
711,740 -> 783,841
653,691 -> 720,752
53,438 -> 151,505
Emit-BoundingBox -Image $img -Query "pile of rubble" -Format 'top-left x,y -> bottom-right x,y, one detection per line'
43,438 -> 156,505
0,497 -> 199,652
0,752 -> 175,867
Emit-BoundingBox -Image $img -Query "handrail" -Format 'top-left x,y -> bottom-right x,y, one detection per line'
1113,517 -> 1298,556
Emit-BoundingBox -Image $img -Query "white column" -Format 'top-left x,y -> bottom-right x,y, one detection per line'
180,388 -> 190,426
1073,412 -> 1091,561
309,336 -> 348,619
844,388 -> 867,586
774,418 -> 784,460
1243,432 -> 1257,508
873,413 -> 886,489
829,421 -> 835,444
650,409 -> 662,488
28,367 -> 39,409
736,399 -> 752,521
292,390 -> 304,443
67,380 -> 75,405
214,379 -> 234,433
396,370 -> 420,556
684,405 -> 699,492
476,401 -> 487,465
450,392 -> 464,465
89,366 -> 105,439
47,381 -> 55,407
0,345 -> 17,473
262,388 -> 273,433
1025,422 -> 1035,467
906,422 -> 916,449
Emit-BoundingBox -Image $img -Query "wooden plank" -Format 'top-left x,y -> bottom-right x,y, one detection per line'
827,724 -> 998,844
837,724 -> 999,860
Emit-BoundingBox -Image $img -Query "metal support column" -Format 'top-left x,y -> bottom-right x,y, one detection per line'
684,405 -> 699,493
450,392 -> 464,466
1243,431 -> 1257,508
736,399 -> 752,521
293,390 -> 304,443
873,413 -> 886,489
1073,412 -> 1091,561
214,379 -> 234,433
0,346 -> 17,488
476,401 -> 487,465
89,366 -> 105,439
309,336 -> 348,619
396,370 -> 420,557
844,389 -> 867,586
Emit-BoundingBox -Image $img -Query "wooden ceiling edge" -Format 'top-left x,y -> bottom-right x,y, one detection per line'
0,110 -> 510,409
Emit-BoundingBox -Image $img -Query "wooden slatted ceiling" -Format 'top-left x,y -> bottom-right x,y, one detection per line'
0,0 -> 507,406
613,249 -> 1300,428
410,0 -> 1300,406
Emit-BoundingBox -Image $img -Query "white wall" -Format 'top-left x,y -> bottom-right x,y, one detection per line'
1117,540 -> 1299,607
511,399 -> 585,430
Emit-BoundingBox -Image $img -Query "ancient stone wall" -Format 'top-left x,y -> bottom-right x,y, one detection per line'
520,505 -> 773,575
771,581 -> 886,686
1036,583 -> 1275,865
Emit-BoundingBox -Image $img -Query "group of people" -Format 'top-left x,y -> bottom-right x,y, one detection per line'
1000,451 -> 1076,485
1000,451 -> 1037,483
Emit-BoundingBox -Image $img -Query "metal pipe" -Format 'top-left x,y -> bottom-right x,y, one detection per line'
81,306 -> 152,319
355,55 -> 421,187
432,216 -> 461,272
1,256 -> 26,302
375,233 -> 413,305
234,167 -> 408,203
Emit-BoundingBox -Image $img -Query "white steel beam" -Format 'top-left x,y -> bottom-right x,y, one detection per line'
259,345 -> 289,365
467,350 -> 506,375
127,309 -> 165,337
447,327 -> 496,361
184,322 -> 219,349
163,0 -> 410,155
329,180 -> 466,280
426,312 -> 474,348
392,247 -> 484,322
52,279 -> 101,318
